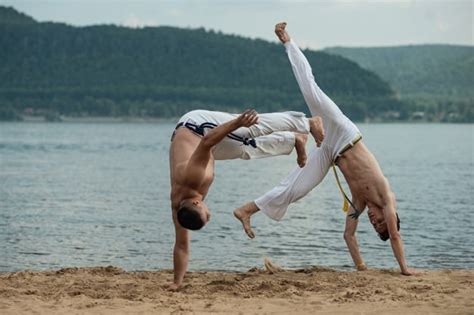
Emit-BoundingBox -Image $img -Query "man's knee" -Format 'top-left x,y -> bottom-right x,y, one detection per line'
290,184 -> 314,201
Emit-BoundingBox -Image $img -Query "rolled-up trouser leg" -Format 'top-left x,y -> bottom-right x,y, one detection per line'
244,111 -> 310,138
213,132 -> 295,160
213,111 -> 310,160
254,145 -> 333,221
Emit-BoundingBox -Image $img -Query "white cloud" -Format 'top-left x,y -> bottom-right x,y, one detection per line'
122,13 -> 158,28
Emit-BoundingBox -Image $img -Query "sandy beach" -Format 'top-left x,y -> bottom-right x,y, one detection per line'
0,265 -> 472,314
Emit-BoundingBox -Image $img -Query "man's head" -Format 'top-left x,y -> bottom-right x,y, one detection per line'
367,208 -> 400,241
177,198 -> 210,230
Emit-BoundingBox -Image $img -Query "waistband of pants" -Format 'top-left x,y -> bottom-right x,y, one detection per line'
174,121 -> 209,137
171,121 -> 257,148
334,133 -> 363,164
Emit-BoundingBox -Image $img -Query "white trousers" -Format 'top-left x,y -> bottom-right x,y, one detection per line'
255,40 -> 361,221
176,110 -> 311,160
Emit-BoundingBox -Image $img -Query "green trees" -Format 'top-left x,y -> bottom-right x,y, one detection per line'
325,45 -> 474,122
0,6 -> 427,122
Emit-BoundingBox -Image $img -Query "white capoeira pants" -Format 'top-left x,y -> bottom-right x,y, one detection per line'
255,39 -> 361,221
175,110 -> 311,160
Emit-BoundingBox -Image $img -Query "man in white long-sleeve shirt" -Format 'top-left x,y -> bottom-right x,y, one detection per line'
234,23 -> 418,276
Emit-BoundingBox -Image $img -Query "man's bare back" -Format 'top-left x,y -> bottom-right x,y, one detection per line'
170,128 -> 215,211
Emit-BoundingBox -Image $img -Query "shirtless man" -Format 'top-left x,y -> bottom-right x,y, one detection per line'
234,23 -> 417,276
169,108 -> 325,289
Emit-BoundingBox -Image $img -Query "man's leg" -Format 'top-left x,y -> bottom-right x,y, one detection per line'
243,111 -> 324,146
214,130 -> 308,165
275,23 -> 345,121
213,111 -> 324,166
234,145 -> 333,238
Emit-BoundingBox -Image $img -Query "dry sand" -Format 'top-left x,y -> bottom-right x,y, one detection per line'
0,265 -> 472,314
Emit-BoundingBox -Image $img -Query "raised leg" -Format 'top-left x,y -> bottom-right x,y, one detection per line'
213,131 -> 296,161
244,111 -> 325,148
245,111 -> 310,138
277,22 -> 346,121
233,146 -> 333,238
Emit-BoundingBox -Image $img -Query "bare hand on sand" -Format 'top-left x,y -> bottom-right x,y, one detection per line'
166,283 -> 180,291
1,266 -> 472,314
1,266 -> 471,314
401,268 -> 424,276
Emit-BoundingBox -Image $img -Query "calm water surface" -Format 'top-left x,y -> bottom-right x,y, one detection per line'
0,122 -> 473,272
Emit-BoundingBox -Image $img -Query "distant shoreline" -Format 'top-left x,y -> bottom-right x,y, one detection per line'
10,115 -> 178,123
1,115 -> 472,124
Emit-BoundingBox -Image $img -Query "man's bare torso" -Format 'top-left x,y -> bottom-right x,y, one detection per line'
337,141 -> 392,210
169,128 -> 215,210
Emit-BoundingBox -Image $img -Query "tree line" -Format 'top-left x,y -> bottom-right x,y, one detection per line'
2,6 -> 461,122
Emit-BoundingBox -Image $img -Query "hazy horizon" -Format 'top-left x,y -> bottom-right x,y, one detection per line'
1,0 -> 472,50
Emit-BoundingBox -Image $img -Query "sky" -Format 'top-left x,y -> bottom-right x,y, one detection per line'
1,0 -> 472,49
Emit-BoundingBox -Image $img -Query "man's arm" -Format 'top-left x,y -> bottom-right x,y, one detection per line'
183,110 -> 259,189
170,210 -> 190,290
344,208 -> 367,271
384,205 -> 411,275
384,191 -> 421,275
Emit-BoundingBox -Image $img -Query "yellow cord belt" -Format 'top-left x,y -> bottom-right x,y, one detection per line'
332,164 -> 350,212
332,133 -> 363,215
332,164 -> 363,219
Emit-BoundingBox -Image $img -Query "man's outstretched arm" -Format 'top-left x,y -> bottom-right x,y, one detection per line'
183,110 -> 259,189
170,211 -> 189,290
384,206 -> 413,275
383,193 -> 421,276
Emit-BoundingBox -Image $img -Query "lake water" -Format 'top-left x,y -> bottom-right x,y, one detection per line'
0,122 -> 473,272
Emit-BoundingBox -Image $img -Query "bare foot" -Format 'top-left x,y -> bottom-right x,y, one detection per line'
233,202 -> 259,239
275,22 -> 290,44
294,133 -> 308,167
308,116 -> 325,147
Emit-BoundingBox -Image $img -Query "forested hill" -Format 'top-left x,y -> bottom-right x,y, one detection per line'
0,7 -> 410,121
324,45 -> 473,121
